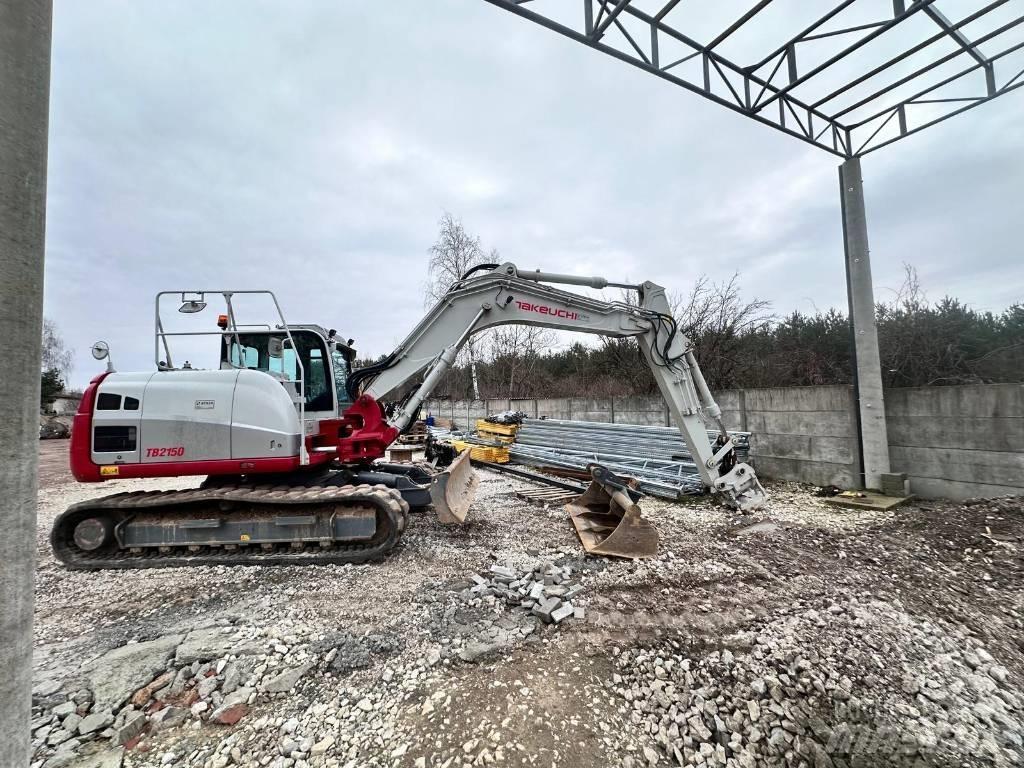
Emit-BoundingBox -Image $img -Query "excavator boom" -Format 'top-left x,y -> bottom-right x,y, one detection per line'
347,262 -> 767,513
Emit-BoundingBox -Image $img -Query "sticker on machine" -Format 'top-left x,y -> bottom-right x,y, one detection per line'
194,399 -> 216,409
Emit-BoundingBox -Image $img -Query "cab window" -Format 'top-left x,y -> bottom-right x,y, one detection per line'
223,331 -> 333,411
332,349 -> 351,406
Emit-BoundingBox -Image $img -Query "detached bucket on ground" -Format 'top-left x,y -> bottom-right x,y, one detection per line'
566,465 -> 659,559
431,449 -> 479,524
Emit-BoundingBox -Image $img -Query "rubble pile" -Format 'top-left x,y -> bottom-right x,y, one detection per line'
29,622 -> 416,768
460,561 -> 587,625
609,598 -> 1023,767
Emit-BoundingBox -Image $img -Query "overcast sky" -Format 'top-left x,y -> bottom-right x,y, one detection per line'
45,1 -> 1024,387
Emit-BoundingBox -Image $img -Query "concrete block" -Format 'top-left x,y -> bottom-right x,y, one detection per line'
743,385 -> 852,413
889,445 -> 1024,487
746,411 -> 853,438
884,384 -> 1024,418
753,456 -> 857,488
531,597 -> 561,623
750,434 -> 855,463
903,476 -> 1024,501
885,415 -> 1022,452
551,603 -> 575,624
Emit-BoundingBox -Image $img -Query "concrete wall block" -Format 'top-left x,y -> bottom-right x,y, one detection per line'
753,456 -> 857,488
746,411 -> 854,439
750,434 -> 855,464
886,415 -> 1022,452
744,385 -> 853,413
885,384 -> 1024,419
717,409 -> 745,432
890,445 -> 1024,488
510,399 -> 536,417
713,390 -> 742,410
569,399 -> 613,423
611,395 -> 664,412
904,476 -> 1024,501
614,410 -> 668,426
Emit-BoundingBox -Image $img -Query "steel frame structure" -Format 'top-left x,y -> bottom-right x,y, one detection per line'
482,0 -> 1023,490
483,0 -> 1024,158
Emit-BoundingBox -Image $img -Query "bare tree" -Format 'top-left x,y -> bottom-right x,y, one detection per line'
670,273 -> 773,390
486,325 -> 557,397
425,212 -> 490,304
41,317 -> 73,382
425,212 -> 492,399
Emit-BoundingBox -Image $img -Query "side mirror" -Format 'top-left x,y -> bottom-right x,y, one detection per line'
268,337 -> 284,358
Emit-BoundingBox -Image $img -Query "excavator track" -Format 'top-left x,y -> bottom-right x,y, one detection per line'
51,483 -> 409,571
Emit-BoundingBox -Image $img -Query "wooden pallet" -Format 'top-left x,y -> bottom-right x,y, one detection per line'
514,487 -> 580,505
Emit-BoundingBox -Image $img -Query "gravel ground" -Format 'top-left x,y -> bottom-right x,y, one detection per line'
30,441 -> 1024,768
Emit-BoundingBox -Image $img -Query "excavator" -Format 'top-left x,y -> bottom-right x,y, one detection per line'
54,262 -> 766,569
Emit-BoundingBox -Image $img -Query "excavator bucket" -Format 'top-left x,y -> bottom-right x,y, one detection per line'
430,449 -> 479,524
566,465 -> 659,559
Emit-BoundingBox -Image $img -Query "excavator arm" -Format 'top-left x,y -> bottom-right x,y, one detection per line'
340,262 -> 766,512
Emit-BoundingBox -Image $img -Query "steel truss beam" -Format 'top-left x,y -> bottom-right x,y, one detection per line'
484,0 -> 1024,157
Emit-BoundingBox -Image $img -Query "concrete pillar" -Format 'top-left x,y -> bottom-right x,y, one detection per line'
839,157 -> 890,489
0,2 -> 52,765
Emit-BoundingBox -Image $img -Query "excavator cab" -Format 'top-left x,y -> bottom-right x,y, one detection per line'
219,326 -> 354,416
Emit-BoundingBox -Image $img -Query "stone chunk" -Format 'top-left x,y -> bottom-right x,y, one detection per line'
175,628 -> 261,665
531,597 -> 562,623
210,688 -> 251,725
263,663 -> 313,694
221,663 -> 240,695
77,711 -> 115,736
150,706 -> 188,733
551,602 -> 575,624
54,748 -> 124,768
111,711 -> 147,745
52,702 -> 76,719
131,671 -> 173,708
82,634 -> 184,714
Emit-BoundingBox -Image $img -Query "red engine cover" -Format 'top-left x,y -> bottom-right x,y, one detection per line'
69,372 -> 110,482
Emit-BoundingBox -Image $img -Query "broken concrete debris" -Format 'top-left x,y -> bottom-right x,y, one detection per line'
460,560 -> 586,626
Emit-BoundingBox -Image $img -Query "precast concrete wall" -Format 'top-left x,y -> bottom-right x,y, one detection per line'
425,383 -> 1024,500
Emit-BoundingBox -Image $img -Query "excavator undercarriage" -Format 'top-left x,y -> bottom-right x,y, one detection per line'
52,483 -> 409,570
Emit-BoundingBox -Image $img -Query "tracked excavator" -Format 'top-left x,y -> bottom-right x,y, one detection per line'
54,262 -> 766,570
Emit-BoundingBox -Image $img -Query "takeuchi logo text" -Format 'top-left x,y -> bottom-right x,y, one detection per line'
515,300 -> 580,320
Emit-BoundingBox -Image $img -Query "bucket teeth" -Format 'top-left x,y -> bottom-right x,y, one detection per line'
430,450 -> 479,524
566,465 -> 659,559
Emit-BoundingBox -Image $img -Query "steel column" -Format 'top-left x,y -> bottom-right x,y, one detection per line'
0,1 -> 52,765
839,157 -> 890,489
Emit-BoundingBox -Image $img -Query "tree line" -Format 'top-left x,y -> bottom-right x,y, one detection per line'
412,214 -> 1024,399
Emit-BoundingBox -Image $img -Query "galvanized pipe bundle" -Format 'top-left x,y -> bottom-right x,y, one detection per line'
514,418 -> 749,461
506,418 -> 752,501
